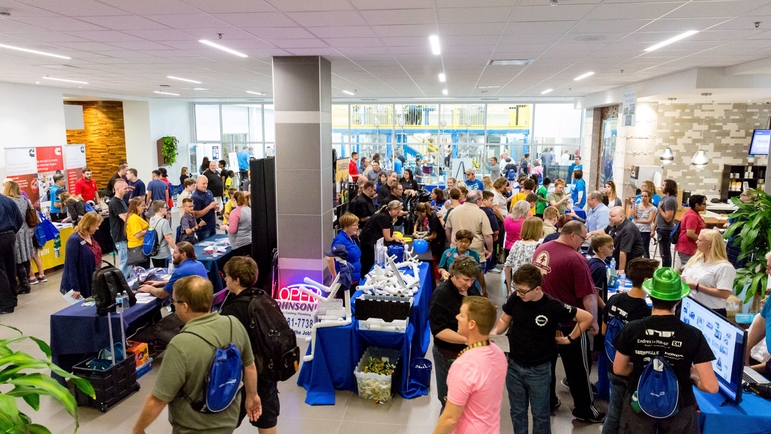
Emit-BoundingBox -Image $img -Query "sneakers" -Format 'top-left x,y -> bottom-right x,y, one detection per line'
29,278 -> 38,285
488,268 -> 502,274
572,409 -> 606,424
37,274 -> 47,283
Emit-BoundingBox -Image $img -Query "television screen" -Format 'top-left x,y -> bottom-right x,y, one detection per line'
680,296 -> 746,403
749,129 -> 771,155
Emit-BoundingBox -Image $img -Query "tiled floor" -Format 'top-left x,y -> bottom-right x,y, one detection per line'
5,261 -> 607,434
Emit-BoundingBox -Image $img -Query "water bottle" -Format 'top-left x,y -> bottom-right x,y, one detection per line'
116,292 -> 125,314
607,258 -> 618,290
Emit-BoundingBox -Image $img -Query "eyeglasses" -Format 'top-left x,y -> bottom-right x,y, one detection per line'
514,286 -> 536,296
171,298 -> 185,305
573,232 -> 588,241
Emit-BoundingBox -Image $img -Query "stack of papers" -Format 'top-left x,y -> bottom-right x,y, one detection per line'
134,293 -> 157,304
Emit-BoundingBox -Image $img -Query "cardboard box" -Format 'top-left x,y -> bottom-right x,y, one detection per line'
126,341 -> 149,367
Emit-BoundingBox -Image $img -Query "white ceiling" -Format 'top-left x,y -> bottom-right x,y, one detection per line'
1,0 -> 771,100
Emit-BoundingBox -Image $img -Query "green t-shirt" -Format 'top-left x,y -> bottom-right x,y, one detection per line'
547,191 -> 567,215
536,185 -> 549,215
153,313 -> 255,434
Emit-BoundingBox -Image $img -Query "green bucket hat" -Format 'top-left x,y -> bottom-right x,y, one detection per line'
642,267 -> 690,301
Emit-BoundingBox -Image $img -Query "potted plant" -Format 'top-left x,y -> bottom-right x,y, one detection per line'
158,136 -> 179,166
724,189 -> 771,311
0,324 -> 94,433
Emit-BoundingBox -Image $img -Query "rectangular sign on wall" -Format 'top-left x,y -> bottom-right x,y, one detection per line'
65,144 -> 87,189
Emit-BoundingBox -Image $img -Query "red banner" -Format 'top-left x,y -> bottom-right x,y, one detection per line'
66,168 -> 82,190
9,174 -> 40,206
35,146 -> 64,173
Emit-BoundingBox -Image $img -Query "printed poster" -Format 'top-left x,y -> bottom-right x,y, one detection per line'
65,144 -> 87,190
623,91 -> 637,127
5,146 -> 65,207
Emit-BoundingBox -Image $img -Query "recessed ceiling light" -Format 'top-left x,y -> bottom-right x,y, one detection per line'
154,91 -> 179,96
193,88 -> 208,91
644,30 -> 699,52
414,97 -> 454,101
42,76 -> 88,84
167,75 -> 201,84
0,43 -> 70,59
477,85 -> 501,89
574,71 -> 595,81
199,39 -> 248,58
438,73 -> 446,83
489,59 -> 532,66
246,91 -> 263,95
541,89 -> 553,95
343,90 -> 355,96
442,89 -> 448,95
429,35 -> 441,55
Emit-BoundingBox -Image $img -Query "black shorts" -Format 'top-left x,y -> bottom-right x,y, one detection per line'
239,378 -> 279,429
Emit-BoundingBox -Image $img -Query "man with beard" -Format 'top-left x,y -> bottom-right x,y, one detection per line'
137,242 -> 207,300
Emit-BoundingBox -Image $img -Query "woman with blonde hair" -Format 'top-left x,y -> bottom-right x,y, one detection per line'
682,229 -> 735,317
482,175 -> 493,191
503,216 -> 544,294
126,197 -> 150,269
2,181 -> 35,295
60,192 -> 87,225
504,200 -> 531,258
60,211 -> 103,298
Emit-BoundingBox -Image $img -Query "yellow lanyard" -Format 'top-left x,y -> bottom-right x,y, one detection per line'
458,340 -> 490,358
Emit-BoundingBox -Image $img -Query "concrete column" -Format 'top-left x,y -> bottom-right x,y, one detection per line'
272,56 -> 333,287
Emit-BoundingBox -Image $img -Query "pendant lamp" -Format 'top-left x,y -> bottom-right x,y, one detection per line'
659,147 -> 674,165
691,93 -> 712,169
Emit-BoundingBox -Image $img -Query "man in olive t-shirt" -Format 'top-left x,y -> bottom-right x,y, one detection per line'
132,276 -> 260,434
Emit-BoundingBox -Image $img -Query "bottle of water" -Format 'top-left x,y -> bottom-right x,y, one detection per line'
116,292 -> 125,314
607,258 -> 618,290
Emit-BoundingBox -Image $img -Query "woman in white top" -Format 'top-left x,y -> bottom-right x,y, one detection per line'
491,177 -> 509,221
503,217 -> 544,296
632,190 -> 657,259
682,229 -> 736,317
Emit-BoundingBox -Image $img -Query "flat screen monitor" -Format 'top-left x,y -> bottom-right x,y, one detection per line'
680,296 -> 746,403
749,129 -> 771,155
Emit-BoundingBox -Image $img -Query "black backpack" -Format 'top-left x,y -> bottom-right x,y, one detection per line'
93,261 -> 136,316
235,289 -> 300,382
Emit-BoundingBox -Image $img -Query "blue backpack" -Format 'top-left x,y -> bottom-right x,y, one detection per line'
670,221 -> 681,245
635,355 -> 679,419
142,220 -> 162,256
182,317 -> 243,413
604,316 -> 625,363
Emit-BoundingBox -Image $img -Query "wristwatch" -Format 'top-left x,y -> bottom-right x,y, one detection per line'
695,283 -> 700,293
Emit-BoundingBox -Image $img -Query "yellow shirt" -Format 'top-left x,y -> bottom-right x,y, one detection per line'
126,214 -> 149,248
223,200 -> 234,224
510,191 -> 536,215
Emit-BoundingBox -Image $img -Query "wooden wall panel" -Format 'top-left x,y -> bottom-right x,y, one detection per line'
64,101 -> 127,188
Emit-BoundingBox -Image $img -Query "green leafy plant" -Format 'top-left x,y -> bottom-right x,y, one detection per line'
161,136 -> 179,166
724,189 -> 771,310
0,324 -> 94,434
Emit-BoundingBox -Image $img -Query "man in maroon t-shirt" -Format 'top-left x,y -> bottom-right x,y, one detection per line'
74,167 -> 99,204
532,220 -> 604,423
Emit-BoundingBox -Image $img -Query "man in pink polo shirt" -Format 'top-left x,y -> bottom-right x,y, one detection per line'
432,296 -> 506,434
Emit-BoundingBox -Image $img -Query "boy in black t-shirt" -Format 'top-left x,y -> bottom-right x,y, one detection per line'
601,258 -> 657,434
613,267 -> 718,434
491,264 -> 594,434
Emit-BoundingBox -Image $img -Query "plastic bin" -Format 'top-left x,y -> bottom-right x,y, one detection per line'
408,357 -> 432,392
72,352 -> 140,412
354,347 -> 400,403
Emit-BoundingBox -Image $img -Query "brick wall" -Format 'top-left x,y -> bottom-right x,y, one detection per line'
656,102 -> 771,196
64,101 -> 127,188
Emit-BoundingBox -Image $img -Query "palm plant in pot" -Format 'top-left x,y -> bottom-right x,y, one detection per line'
0,324 -> 94,433
724,189 -> 771,311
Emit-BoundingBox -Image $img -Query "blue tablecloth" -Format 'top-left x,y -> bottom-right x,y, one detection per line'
194,234 -> 233,294
297,262 -> 433,405
695,387 -> 771,434
573,208 -> 587,220
50,297 -> 162,376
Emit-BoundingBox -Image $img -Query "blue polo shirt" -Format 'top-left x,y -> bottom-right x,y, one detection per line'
163,259 -> 208,294
330,231 -> 362,282
237,150 -> 249,170
191,188 -> 216,230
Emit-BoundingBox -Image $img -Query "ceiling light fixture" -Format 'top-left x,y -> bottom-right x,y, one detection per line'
343,90 -> 355,95
438,73 -> 446,82
691,92 -> 712,169
193,88 -> 209,91
42,76 -> 88,84
489,59 -> 532,66
477,85 -> 501,89
199,39 -> 248,58
574,71 -> 594,81
0,43 -> 70,59
659,147 -> 674,165
246,91 -> 263,95
167,75 -> 201,84
645,30 -> 699,52
541,88 -> 554,95
154,91 -> 180,96
429,35 -> 441,55
442,89 -> 448,95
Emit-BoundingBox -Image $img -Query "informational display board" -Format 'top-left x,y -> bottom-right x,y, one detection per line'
5,146 -> 65,207
65,143 -> 86,191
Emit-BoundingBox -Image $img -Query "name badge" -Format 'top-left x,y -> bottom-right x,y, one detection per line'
80,240 -> 86,246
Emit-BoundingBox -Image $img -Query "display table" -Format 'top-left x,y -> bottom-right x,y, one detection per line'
297,262 -> 433,405
194,234 -> 234,294
39,217 -> 114,271
50,297 -> 162,382
695,387 -> 771,434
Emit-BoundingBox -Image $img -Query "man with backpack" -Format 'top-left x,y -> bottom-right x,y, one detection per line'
133,276 -> 261,434
220,257 -> 298,434
613,267 -> 718,434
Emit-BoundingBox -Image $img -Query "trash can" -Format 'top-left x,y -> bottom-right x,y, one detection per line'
408,357 -> 432,393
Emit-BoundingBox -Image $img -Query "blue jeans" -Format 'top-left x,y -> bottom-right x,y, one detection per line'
507,358 -> 552,434
432,345 -> 456,413
114,241 -> 131,278
602,371 -> 627,434
656,228 -> 672,268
